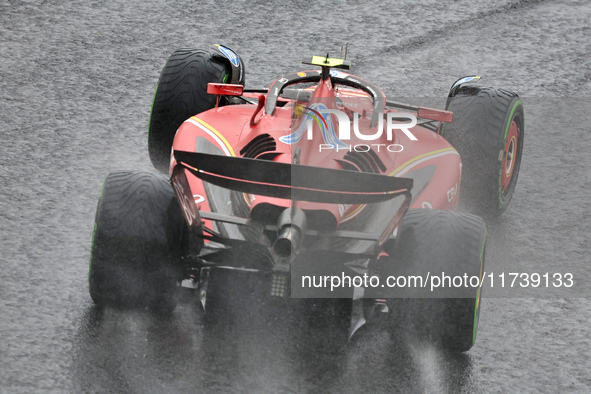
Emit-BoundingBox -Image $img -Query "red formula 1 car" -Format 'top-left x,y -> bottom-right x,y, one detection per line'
89,45 -> 524,352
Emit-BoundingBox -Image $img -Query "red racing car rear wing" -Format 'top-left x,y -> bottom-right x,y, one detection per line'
173,151 -> 414,254
174,151 -> 413,204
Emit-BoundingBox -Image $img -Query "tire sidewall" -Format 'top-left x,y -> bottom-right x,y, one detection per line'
496,96 -> 524,213
444,87 -> 524,216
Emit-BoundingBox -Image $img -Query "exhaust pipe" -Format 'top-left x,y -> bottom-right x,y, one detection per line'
273,208 -> 308,258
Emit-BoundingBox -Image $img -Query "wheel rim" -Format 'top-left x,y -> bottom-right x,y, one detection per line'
501,120 -> 519,192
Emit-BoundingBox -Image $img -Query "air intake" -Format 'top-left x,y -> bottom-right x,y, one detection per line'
337,149 -> 386,174
240,134 -> 276,158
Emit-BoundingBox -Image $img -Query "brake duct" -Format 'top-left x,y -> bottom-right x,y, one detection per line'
273,208 -> 308,258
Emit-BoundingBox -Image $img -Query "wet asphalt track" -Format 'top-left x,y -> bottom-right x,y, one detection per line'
1,0 -> 591,392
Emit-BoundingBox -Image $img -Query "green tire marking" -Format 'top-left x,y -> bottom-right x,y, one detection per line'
498,99 -> 521,209
214,74 -> 231,108
473,226 -> 487,345
98,179 -> 105,198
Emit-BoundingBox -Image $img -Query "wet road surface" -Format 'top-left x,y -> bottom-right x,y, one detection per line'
1,0 -> 590,392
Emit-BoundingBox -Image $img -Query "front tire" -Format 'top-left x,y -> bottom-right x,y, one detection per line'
148,49 -> 230,173
442,87 -> 524,216
89,171 -> 186,312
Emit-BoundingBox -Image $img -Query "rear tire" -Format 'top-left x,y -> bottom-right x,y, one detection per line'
89,171 -> 186,313
441,86 -> 524,216
381,209 -> 486,352
148,49 -> 230,173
